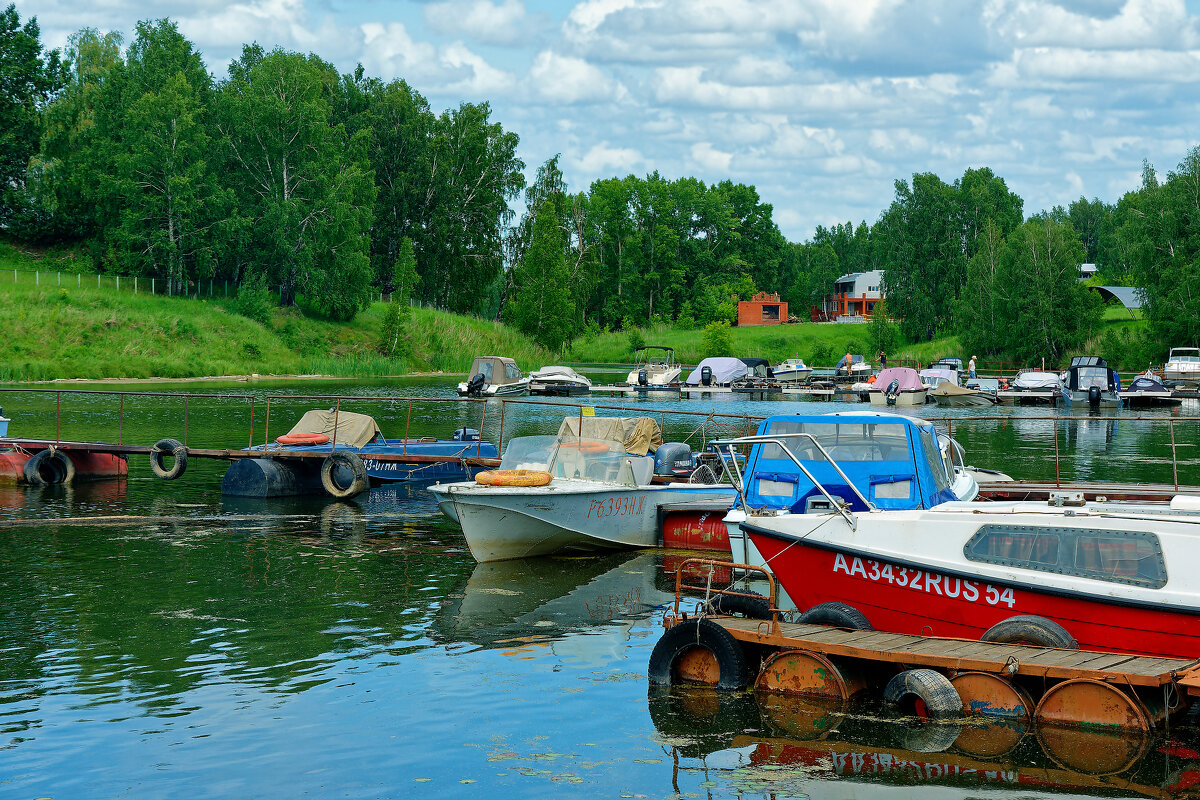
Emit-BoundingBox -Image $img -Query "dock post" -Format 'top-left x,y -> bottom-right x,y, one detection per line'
119,395 -> 124,445
497,401 -> 505,455
248,397 -> 255,450
264,398 -> 271,446
183,396 -> 189,446
332,399 -> 341,452
56,391 -> 61,445
1170,419 -> 1179,490
478,401 -> 486,457
1053,418 -> 1060,487
402,400 -> 411,455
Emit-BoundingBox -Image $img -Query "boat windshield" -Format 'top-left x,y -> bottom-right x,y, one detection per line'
759,420 -> 912,462
1073,366 -> 1110,390
498,436 -> 559,471
548,438 -> 629,482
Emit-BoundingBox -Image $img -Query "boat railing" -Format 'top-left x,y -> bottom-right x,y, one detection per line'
711,432 -> 876,530
669,557 -> 780,623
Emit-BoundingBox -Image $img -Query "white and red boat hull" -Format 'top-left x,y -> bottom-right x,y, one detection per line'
744,504 -> 1200,660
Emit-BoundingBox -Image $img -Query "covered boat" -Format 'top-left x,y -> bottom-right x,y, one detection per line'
835,354 -> 872,379
867,367 -> 926,406
457,356 -> 529,397
929,381 -> 997,406
528,365 -> 592,396
685,357 -> 749,387
429,416 -> 735,562
918,367 -> 957,389
623,346 -> 682,391
1123,372 -> 1180,407
721,413 -> 1200,659
1063,356 -> 1120,408
223,410 -> 498,497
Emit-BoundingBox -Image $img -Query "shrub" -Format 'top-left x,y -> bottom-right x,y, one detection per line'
628,327 -> 646,354
701,321 -> 733,357
810,341 -> 834,366
234,273 -> 275,326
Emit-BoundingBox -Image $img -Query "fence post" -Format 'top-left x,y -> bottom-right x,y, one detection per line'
1053,418 -> 1060,488
116,275 -> 119,291
152,278 -> 155,294
57,272 -> 60,286
1170,419 -> 1179,490
135,277 -> 137,294
77,273 -> 80,287
35,271 -> 38,286
97,274 -> 100,289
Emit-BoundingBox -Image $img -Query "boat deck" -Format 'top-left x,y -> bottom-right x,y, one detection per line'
703,617 -> 1200,691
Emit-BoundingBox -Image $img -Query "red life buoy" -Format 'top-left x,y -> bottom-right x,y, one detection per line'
276,433 -> 331,445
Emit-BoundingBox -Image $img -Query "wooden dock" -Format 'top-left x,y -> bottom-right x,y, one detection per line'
712,617 -> 1199,690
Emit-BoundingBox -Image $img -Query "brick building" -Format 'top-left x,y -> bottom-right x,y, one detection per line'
737,291 -> 787,326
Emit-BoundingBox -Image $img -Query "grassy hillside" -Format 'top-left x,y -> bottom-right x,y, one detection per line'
0,239 -> 1152,380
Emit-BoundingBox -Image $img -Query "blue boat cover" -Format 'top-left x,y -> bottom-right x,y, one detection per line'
738,413 -> 956,512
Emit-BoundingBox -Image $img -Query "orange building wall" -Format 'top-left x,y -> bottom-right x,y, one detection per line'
737,292 -> 788,326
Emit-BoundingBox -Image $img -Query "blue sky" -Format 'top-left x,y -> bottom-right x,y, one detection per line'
20,0 -> 1200,241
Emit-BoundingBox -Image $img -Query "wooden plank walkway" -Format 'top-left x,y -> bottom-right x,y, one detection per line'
712,617 -> 1199,688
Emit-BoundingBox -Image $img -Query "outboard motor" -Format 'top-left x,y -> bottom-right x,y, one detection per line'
452,427 -> 480,441
654,442 -> 695,477
1088,385 -> 1102,407
885,379 -> 901,406
465,373 -> 486,396
638,368 -> 649,386
701,365 -> 713,386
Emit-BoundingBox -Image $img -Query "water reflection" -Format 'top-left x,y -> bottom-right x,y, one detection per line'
649,686 -> 1200,798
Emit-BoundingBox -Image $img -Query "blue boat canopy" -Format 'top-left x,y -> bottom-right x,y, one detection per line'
740,413 -> 956,512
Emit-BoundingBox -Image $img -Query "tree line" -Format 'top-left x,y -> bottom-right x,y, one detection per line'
2,4 -> 1198,363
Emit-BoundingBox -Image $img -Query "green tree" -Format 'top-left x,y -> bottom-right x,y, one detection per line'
0,4 -> 67,231
957,219 -> 1006,356
992,217 -> 1100,362
867,299 -> 899,358
505,201 -> 574,350
215,47 -> 376,320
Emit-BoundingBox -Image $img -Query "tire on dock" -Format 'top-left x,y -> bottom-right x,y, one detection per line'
23,448 -> 76,486
981,614 -> 1078,649
797,601 -> 872,631
648,618 -> 749,690
705,590 -> 771,620
150,438 -> 188,480
883,668 -> 962,719
320,451 -> 369,499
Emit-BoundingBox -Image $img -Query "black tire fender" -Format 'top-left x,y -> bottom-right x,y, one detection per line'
797,601 -> 873,630
320,450 -> 369,499
23,447 -> 76,486
648,618 -> 749,690
883,668 -> 962,719
706,591 -> 771,620
981,614 -> 1078,649
149,438 -> 188,480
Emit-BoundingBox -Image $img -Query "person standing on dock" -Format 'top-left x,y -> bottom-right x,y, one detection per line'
841,352 -> 853,375
969,355 -> 977,379
878,351 -> 887,369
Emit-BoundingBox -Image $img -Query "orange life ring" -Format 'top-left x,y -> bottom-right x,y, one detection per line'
276,432 -> 331,445
475,469 -> 553,487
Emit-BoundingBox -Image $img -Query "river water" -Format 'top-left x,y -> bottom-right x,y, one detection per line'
1,376 -> 1199,798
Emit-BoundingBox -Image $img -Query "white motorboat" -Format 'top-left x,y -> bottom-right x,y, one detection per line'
835,354 -> 872,380
457,356 -> 530,397
1164,348 -> 1200,385
772,357 -> 812,383
623,346 -> 682,391
528,365 -> 592,396
715,412 -> 1200,659
928,381 -> 997,406
1062,356 -> 1121,408
919,367 -> 958,390
430,417 -> 735,562
867,367 -> 927,406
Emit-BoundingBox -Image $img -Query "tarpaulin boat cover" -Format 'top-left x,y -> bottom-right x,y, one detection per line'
285,410 -> 384,447
1129,376 -> 1169,392
1013,371 -> 1062,390
919,368 -> 958,386
873,367 -> 923,391
556,416 -> 663,455
685,357 -> 749,385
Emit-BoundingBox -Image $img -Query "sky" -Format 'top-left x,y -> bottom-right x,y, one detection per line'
18,0 -> 1200,241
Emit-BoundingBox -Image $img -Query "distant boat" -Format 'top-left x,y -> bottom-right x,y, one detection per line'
772,357 -> 812,383
623,346 -> 682,391
1011,370 -> 1062,391
919,366 -> 958,390
835,354 -> 872,380
1123,372 -> 1181,407
528,365 -> 591,396
1164,347 -> 1200,385
458,356 -> 530,397
685,357 -> 749,387
868,367 -> 927,406
1062,356 -> 1121,408
929,381 -> 997,406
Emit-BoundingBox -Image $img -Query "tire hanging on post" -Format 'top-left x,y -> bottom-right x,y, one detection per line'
149,438 -> 188,480
320,450 -> 369,499
647,618 -> 749,690
23,447 -> 76,486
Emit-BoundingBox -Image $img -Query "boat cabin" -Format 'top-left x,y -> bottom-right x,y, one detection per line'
1066,356 -> 1117,392
468,356 -> 523,386
735,413 -> 956,513
739,358 -> 772,379
919,367 -> 958,388
633,346 -> 676,367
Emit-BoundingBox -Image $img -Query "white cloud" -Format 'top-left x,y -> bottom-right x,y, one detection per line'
574,141 -> 642,173
424,0 -> 530,46
691,141 -> 733,171
526,50 -> 625,103
359,22 -> 514,96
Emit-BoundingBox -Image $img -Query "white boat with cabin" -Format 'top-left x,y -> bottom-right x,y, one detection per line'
772,357 -> 812,383
457,356 -> 529,397
1165,348 -> 1200,385
528,365 -> 592,396
623,346 -> 682,391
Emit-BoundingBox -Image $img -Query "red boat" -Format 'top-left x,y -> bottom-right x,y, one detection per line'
721,413 -> 1200,659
